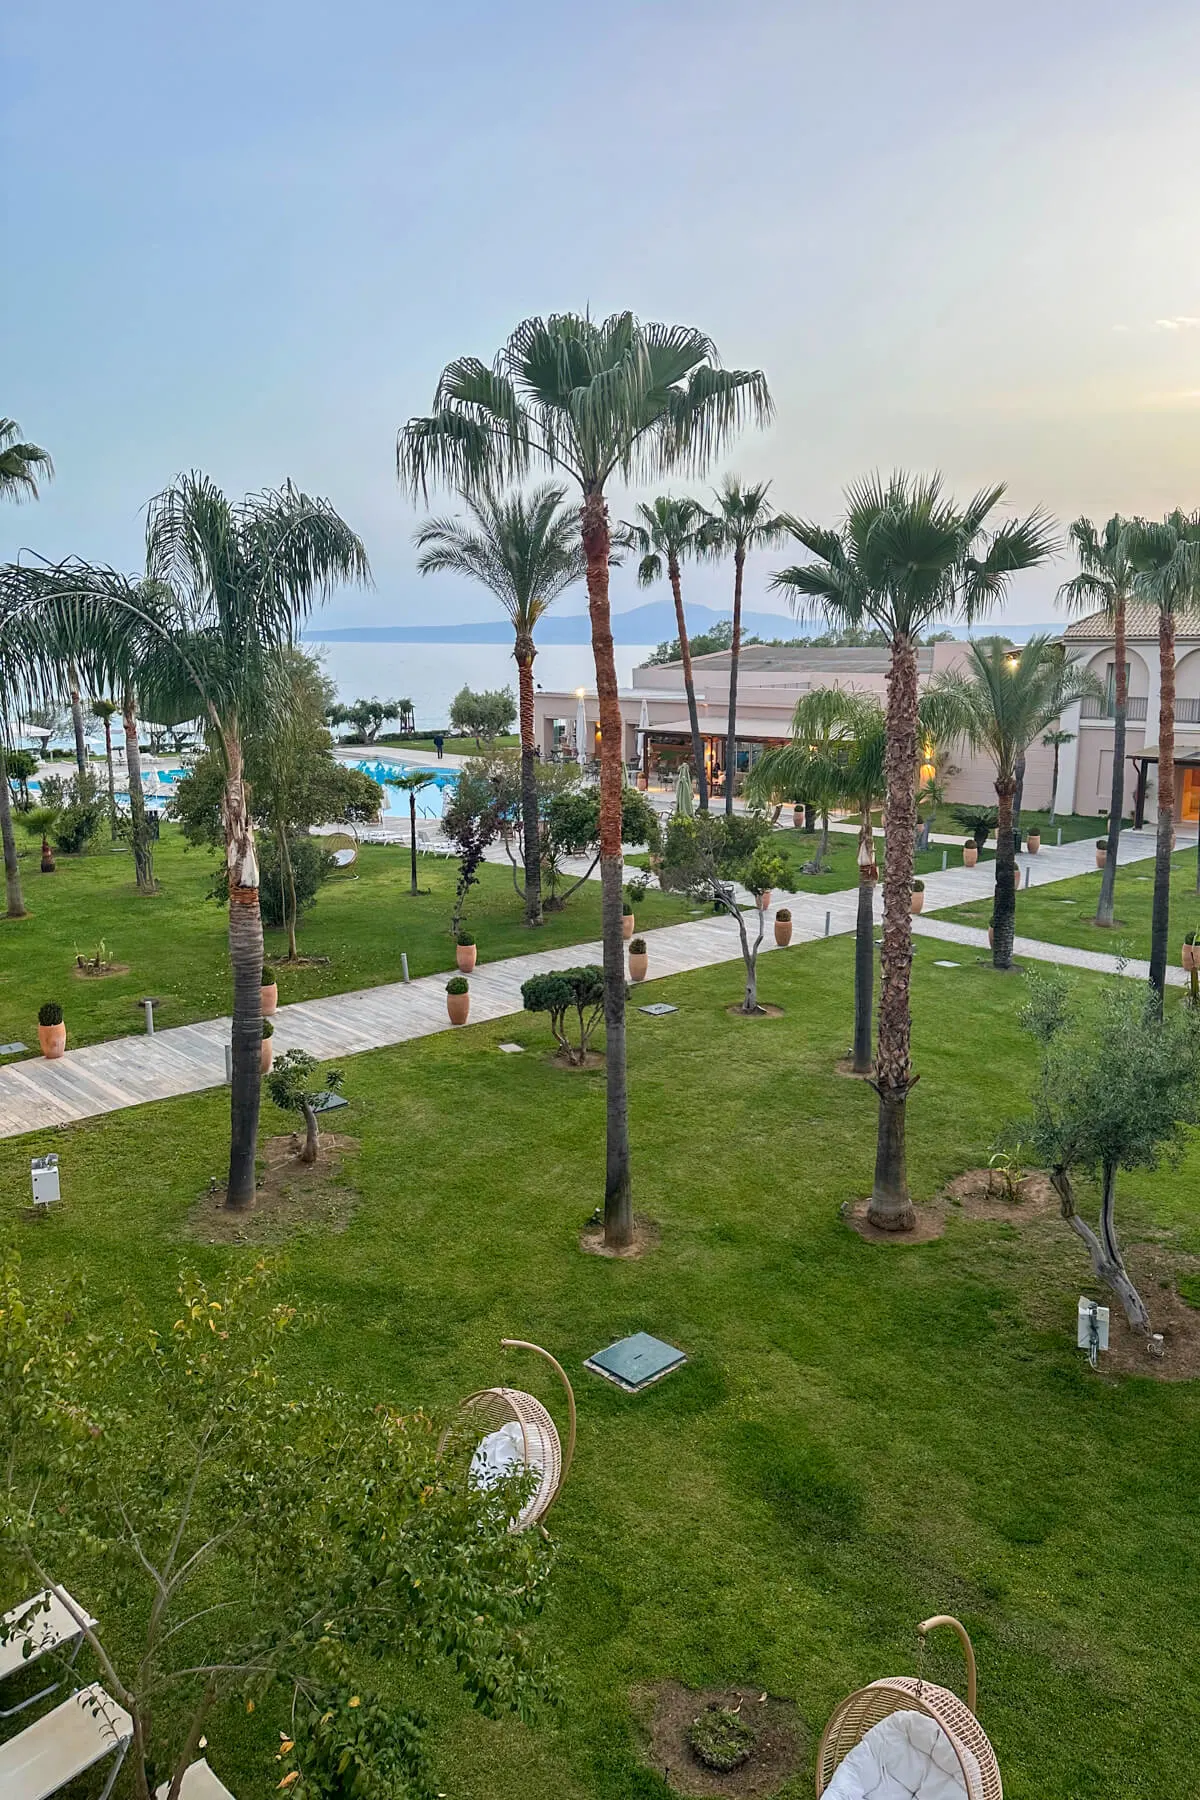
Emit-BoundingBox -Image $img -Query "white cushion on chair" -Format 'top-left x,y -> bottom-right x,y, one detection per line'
156,1756 -> 238,1799
824,1709 -> 973,1800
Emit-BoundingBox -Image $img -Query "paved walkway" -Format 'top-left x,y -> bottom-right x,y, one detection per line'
0,826 -> 1183,1140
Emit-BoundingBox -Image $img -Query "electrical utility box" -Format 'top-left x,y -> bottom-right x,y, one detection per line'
30,1154 -> 60,1209
1077,1296 -> 1110,1357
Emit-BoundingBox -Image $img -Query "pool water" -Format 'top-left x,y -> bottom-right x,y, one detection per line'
353,762 -> 457,818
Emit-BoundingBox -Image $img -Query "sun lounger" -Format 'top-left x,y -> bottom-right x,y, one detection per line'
0,1588 -> 98,1718
0,1683 -> 133,1800
156,1755 -> 238,1799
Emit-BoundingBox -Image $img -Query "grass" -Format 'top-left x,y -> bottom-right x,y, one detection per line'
628,831 -> 992,895
930,842 -> 1200,961
2,937 -> 1198,1798
0,827 -> 692,1055
368,733 -> 521,753
852,808 -> 1111,847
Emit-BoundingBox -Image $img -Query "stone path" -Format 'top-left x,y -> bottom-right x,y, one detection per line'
0,825 -> 1185,1140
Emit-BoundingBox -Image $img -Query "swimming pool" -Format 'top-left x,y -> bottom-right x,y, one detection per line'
353,761 -> 457,818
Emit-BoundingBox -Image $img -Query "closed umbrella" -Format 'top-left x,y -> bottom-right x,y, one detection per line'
575,692 -> 589,762
675,765 -> 694,818
636,697 -> 650,767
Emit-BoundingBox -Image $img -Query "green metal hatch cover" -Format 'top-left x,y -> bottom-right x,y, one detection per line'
584,1331 -> 687,1393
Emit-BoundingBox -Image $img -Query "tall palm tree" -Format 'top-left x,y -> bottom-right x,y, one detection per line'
938,638 -> 1096,970
624,496 -> 710,809
90,697 -> 120,837
414,484 -> 585,926
1042,727 -> 1074,824
772,473 -> 1056,1229
0,419 -> 53,503
1123,511 -> 1200,1010
397,312 -> 772,1248
1057,516 -> 1135,926
701,478 -> 787,814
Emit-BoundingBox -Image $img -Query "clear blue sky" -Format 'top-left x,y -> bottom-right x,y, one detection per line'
5,0 -> 1199,627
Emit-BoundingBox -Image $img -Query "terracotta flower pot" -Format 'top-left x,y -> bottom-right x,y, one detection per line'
774,918 -> 793,946
455,942 -> 477,973
260,1038 -> 274,1074
1095,846 -> 1107,868
963,844 -> 978,867
792,807 -> 804,830
758,891 -> 772,910
447,990 -> 470,1025
38,1022 -> 66,1059
628,949 -> 648,982
637,773 -> 648,791
40,841 -> 55,874
260,982 -> 278,1017
1184,943 -> 1198,971
622,913 -> 635,940
911,890 -> 925,914
988,926 -> 994,947
1026,831 -> 1041,854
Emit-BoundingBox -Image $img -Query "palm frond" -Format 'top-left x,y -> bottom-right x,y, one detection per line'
0,420 -> 54,503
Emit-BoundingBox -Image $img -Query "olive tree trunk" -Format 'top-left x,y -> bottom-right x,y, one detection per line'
723,545 -> 746,816
668,554 -> 708,811
1096,599 -> 1127,936
0,752 -> 26,919
1050,1163 -> 1150,1333
223,733 -> 264,1210
991,778 -> 1018,970
852,862 -> 876,1074
583,489 -> 633,1248
515,637 -> 543,926
728,895 -> 766,1013
1148,609 -> 1175,1012
122,695 -> 156,895
868,633 -> 918,1230
299,1099 -> 319,1165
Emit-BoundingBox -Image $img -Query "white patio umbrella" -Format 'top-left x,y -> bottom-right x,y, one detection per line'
636,697 -> 649,768
675,765 -> 694,817
575,691 -> 589,762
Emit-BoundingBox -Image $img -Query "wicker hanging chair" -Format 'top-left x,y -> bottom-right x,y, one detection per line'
816,1616 -> 1002,1800
438,1339 -> 577,1534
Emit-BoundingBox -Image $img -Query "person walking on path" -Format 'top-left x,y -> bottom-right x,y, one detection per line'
433,731 -> 445,759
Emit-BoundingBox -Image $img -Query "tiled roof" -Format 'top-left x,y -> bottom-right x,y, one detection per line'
1063,605 -> 1200,641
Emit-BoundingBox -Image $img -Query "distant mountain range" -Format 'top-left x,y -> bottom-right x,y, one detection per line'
305,602 -> 1057,648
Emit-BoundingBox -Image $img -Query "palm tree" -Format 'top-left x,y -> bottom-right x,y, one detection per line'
938,638 -> 1096,970
1057,517 -> 1135,926
701,478 -> 787,814
397,311 -> 772,1248
0,419 -> 53,503
415,485 -> 585,926
384,769 -> 433,897
624,496 -> 711,809
772,473 -> 1056,1229
90,697 -> 120,837
1042,727 -> 1074,824
1123,511 -> 1200,1009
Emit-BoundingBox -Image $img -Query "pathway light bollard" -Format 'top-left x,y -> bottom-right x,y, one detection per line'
401,952 -> 410,984
824,909 -> 831,938
142,998 -> 155,1035
1057,827 -> 1062,846
224,1042 -> 232,1085
1024,864 -> 1031,890
941,850 -> 948,871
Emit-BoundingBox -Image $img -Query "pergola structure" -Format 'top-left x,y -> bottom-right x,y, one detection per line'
1129,745 -> 1200,828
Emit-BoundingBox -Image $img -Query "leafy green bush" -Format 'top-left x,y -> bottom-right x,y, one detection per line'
446,976 -> 469,996
688,1705 -> 757,1772
521,966 -> 604,1065
621,901 -> 634,917
262,1018 -> 274,1039
776,907 -> 791,922
950,804 -> 999,848
912,878 -> 925,892
629,937 -> 647,955
37,1001 -> 63,1027
261,966 -> 277,986
456,930 -> 476,946
210,834 -> 333,927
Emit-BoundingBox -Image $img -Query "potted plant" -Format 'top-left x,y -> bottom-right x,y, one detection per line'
260,1017 -> 275,1073
1184,930 -> 1200,971
774,906 -> 793,947
1095,836 -> 1108,869
757,889 -> 773,910
37,1001 -> 66,1059
260,965 -> 278,1017
962,838 -> 978,868
622,901 -> 635,940
455,930 -> 477,973
911,878 -> 926,915
446,975 -> 470,1024
628,936 -> 648,981
1026,826 -> 1041,854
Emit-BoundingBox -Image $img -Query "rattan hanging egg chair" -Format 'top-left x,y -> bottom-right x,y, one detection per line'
816,1616 -> 1002,1800
439,1339 -> 576,1534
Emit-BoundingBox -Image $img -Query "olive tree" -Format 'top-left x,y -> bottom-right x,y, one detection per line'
1015,973 -> 1200,1332
266,1048 -> 343,1162
521,966 -> 605,1064
658,812 -> 792,1013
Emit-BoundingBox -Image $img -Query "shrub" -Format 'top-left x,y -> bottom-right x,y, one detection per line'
261,966 -> 276,986
1187,931 -> 1200,946
621,901 -> 634,917
688,1705 -> 756,1774
456,930 -> 476,947
44,769 -> 105,854
209,834 -> 333,927
629,937 -> 647,955
776,907 -> 791,922
912,878 -> 925,892
446,976 -> 469,996
521,966 -> 604,1066
37,1001 -> 63,1027
262,1018 -> 274,1039
950,803 -> 999,848
625,873 -> 650,904
1096,838 -> 1109,850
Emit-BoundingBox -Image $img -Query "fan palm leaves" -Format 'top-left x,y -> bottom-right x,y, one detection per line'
397,311 -> 772,1248
623,496 -> 711,808
701,478 -> 788,815
772,472 -> 1057,1229
0,420 -> 53,504
415,484 -> 585,926
1057,517 -> 1135,925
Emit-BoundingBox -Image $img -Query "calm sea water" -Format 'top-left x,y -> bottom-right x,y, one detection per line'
305,640 -> 656,729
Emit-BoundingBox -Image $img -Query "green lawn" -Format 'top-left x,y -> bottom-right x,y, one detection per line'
0,827 -> 692,1056
929,843 -> 1200,960
769,829 -> 992,894
370,733 -> 521,753
852,808 -> 1110,847
2,939 -> 1197,1799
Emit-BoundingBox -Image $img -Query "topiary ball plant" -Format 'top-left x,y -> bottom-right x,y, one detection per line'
776,907 -> 791,922
38,1001 -> 64,1027
912,878 -> 925,893
622,901 -> 634,917
261,966 -> 276,986
455,931 -> 475,946
446,975 -> 469,996
262,1017 -> 275,1039
687,1704 -> 757,1773
629,937 -> 647,955
1097,838 -> 1109,850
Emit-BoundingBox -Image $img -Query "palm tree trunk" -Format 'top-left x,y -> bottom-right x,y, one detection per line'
224,732 -> 263,1210
69,665 -> 87,775
868,633 -> 917,1231
0,750 -> 26,919
103,718 -> 117,838
668,555 -> 708,811
515,638 -> 543,925
122,695 -> 156,895
992,779 -> 1018,970
583,488 -> 632,1248
1012,751 -> 1026,837
853,855 -> 876,1074
1149,610 -> 1175,1011
409,791 -> 418,896
1097,599 -> 1127,927
724,545 -> 746,816
1048,745 -> 1060,824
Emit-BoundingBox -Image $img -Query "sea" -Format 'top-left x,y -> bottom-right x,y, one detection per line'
304,640 -> 657,729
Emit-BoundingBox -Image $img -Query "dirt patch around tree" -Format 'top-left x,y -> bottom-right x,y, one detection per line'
187,1133 -> 360,1243
843,1198 -> 947,1244
580,1213 -> 661,1259
834,1056 -> 873,1079
550,1049 -> 606,1072
633,1682 -> 808,1798
1086,1244 -> 1200,1381
940,1167 -> 1060,1222
724,1004 -> 785,1019
71,962 -> 131,980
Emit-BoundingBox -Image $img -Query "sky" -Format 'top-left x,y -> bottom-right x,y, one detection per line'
4,0 -> 1200,631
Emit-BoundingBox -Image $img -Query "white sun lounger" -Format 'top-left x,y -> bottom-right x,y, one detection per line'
0,1682 -> 133,1800
156,1756 -> 238,1799
0,1588 -> 98,1718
